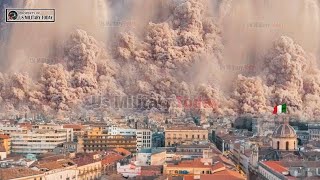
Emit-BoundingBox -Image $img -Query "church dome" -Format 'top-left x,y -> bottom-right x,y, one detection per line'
272,124 -> 297,138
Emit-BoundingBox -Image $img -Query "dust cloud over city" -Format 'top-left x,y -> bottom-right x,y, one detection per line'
0,0 -> 320,121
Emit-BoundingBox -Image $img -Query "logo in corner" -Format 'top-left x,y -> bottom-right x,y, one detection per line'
8,11 -> 18,20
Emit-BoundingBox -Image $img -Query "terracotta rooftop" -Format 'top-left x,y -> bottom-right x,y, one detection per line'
63,124 -> 83,130
113,148 -> 131,156
166,127 -> 206,131
34,159 -> 75,170
200,169 -> 245,180
102,153 -> 124,165
261,161 -> 288,174
211,162 -> 226,172
216,134 -> 247,142
0,168 -> 44,180
73,155 -> 99,166
140,166 -> 162,176
0,134 -> 9,139
167,159 -> 206,168
183,176 -> 194,180
38,154 -> 67,162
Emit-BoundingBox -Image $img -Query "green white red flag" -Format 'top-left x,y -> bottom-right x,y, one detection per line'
273,104 -> 287,114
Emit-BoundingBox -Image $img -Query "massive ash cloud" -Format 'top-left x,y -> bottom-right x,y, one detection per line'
0,0 -> 320,121
233,75 -> 268,115
260,36 -> 320,119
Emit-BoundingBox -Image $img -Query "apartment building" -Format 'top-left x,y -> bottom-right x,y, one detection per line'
136,148 -> 166,166
81,128 -> 137,153
33,124 -> 74,142
165,127 -> 208,146
163,158 -> 227,179
308,124 -> 320,141
32,159 -> 77,180
53,142 -> 81,154
63,124 -> 84,142
0,125 -> 28,135
259,161 -> 320,180
10,129 -> 68,154
73,153 -> 103,180
136,129 -> 152,152
107,126 -> 136,136
107,126 -> 152,152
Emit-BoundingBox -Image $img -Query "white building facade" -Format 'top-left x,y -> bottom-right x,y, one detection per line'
258,162 -> 282,180
136,129 -> 152,152
107,127 -> 152,152
11,129 -> 69,154
107,126 -> 136,136
117,162 -> 141,178
0,125 -> 28,135
33,124 -> 74,142
308,124 -> 320,141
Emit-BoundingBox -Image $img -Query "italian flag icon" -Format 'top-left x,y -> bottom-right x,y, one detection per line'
273,104 -> 287,114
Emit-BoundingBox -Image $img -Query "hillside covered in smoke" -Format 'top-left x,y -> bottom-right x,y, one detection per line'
0,0 -> 320,120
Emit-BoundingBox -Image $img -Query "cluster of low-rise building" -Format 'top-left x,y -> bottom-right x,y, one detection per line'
0,115 -> 246,180
0,149 -> 132,180
214,118 -> 320,180
0,114 -> 320,180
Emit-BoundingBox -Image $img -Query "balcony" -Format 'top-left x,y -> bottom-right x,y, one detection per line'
84,142 -> 108,145
84,147 -> 108,150
83,137 -> 105,140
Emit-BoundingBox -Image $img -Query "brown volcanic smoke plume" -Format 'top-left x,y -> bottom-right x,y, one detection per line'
0,0 -> 320,120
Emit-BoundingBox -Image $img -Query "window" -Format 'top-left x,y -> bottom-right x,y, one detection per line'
297,168 -> 302,173
277,141 -> 280,150
286,141 -> 289,150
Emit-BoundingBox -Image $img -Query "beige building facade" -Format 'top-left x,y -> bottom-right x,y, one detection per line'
165,127 -> 208,146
